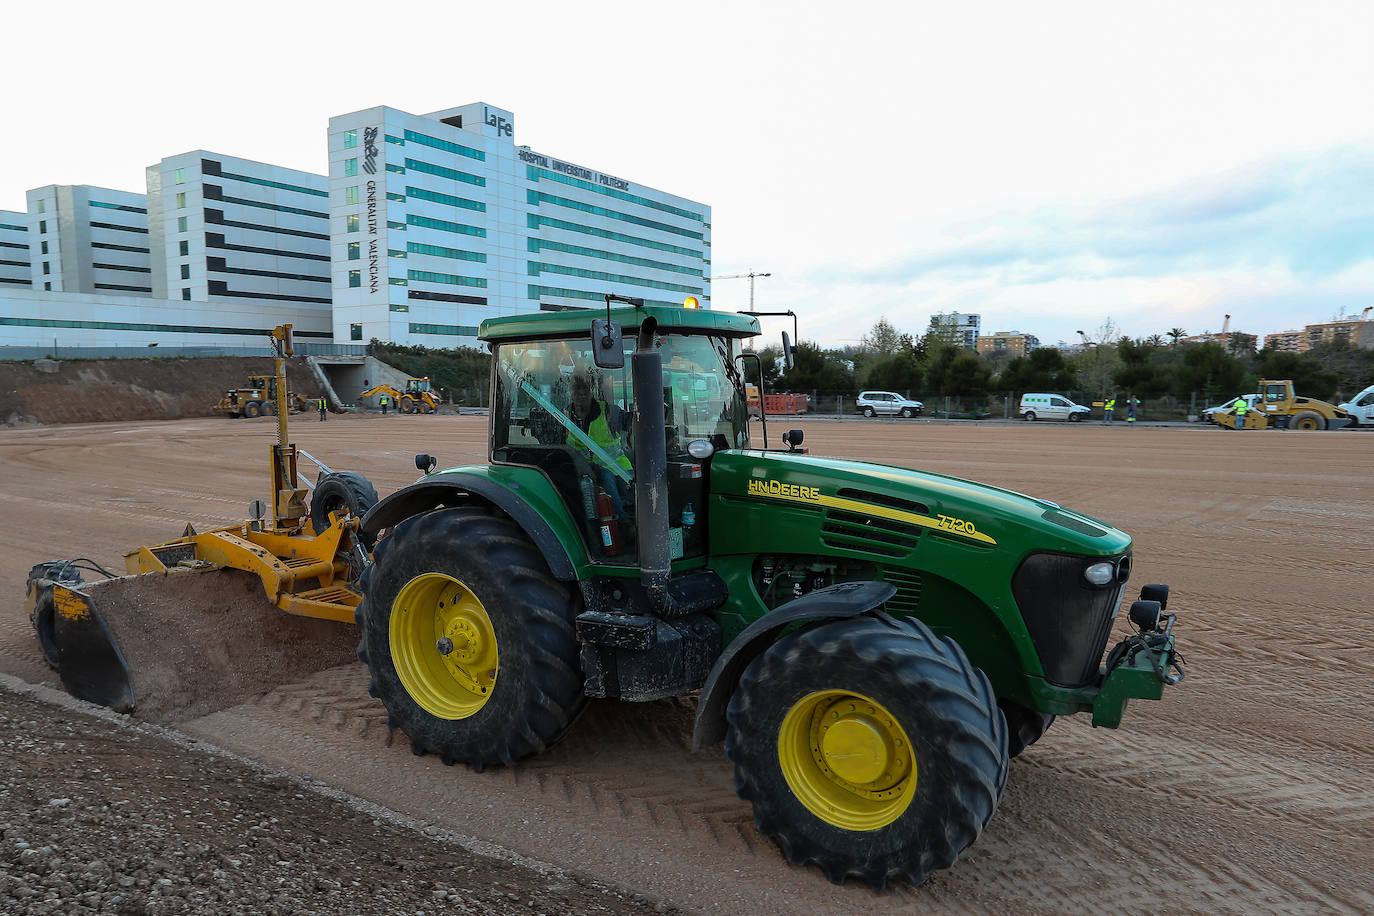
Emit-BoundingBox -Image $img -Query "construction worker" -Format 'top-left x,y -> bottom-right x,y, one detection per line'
1126,394 -> 1140,424
380,394 -> 389,415
1104,395 -> 1116,424
1232,395 -> 1248,430
568,372 -> 633,518
318,397 -> 327,421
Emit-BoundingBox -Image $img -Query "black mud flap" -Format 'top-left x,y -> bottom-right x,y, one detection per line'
47,583 -> 135,713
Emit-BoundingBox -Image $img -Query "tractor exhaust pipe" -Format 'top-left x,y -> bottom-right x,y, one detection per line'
632,317 -> 670,613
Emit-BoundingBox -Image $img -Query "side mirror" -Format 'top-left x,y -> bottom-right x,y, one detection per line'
591,319 -> 624,369
780,331 -> 796,370
782,429 -> 804,451
415,453 -> 437,473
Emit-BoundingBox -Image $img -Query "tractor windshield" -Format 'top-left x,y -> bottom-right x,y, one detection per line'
491,330 -> 748,564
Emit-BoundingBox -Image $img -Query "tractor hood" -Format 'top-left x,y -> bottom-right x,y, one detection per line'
709,450 -> 1131,558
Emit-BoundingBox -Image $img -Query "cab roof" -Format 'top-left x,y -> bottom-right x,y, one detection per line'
479,305 -> 760,342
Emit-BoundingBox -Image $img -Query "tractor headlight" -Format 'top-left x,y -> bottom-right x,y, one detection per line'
1083,562 -> 1116,587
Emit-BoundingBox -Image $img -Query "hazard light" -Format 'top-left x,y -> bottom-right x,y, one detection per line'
683,296 -> 700,309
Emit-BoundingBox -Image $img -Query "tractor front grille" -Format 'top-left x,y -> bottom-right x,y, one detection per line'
1012,552 -> 1127,686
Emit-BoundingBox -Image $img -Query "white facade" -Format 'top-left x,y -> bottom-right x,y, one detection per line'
26,185 -> 151,296
147,152 -> 331,318
0,211 -> 29,289
0,287 -> 330,350
327,102 -> 711,347
930,311 -> 981,349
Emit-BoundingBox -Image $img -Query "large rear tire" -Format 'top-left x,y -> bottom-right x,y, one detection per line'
243,401 -> 263,419
310,471 -> 380,548
725,615 -> 1007,888
1291,410 -> 1323,431
998,699 -> 1055,757
357,508 -> 585,769
401,397 -> 416,414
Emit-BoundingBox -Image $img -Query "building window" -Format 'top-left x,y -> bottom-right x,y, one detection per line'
345,186 -> 359,205
346,214 -> 360,233
344,158 -> 358,177
43,281 -> 51,291
350,323 -> 363,341
347,241 -> 360,260
176,192 -> 186,208
175,168 -> 185,184
344,129 -> 357,148
37,200 -> 46,214
177,216 -> 188,232
179,240 -> 189,256
42,262 -> 49,275
182,288 -> 191,300
348,270 -> 361,288
39,220 -> 46,233
180,264 -> 191,280
40,241 -> 48,255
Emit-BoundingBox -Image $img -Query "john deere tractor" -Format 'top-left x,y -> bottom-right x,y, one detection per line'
356,298 -> 1186,888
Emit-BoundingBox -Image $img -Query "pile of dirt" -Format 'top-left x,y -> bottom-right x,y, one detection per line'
78,570 -> 359,725
0,679 -> 672,915
0,356 -> 326,426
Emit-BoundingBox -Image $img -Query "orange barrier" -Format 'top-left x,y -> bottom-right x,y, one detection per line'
763,393 -> 809,415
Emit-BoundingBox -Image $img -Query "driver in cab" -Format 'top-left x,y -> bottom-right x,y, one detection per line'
569,372 -> 633,518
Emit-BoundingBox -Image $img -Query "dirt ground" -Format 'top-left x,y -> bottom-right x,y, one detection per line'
1,413 -> 1371,914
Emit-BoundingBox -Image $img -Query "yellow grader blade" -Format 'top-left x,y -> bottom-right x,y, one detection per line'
26,566 -> 358,724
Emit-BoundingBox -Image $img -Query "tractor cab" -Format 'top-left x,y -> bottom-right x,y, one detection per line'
489,308 -> 754,565
405,377 -> 432,395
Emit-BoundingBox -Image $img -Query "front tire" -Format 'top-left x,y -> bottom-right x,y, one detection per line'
899,407 -> 913,418
243,401 -> 263,419
358,508 -> 585,769
1023,411 -> 1036,421
1291,410 -> 1323,431
725,615 -> 1007,888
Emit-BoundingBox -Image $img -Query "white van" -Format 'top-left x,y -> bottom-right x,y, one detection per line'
1019,393 -> 1091,422
1338,384 -> 1374,427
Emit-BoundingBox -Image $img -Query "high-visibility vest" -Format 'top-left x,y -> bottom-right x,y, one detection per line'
569,402 -> 632,473
1234,398 -> 1247,415
1105,399 -> 1116,411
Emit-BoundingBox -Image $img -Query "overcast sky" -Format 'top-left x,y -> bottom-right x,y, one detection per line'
5,0 -> 1371,349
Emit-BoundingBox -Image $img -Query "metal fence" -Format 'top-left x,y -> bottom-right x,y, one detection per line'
789,390 -> 1221,422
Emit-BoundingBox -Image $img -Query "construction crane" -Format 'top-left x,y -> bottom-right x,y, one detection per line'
716,271 -> 772,311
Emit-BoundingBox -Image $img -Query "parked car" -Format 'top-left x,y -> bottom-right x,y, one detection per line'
1199,393 -> 1260,424
1338,384 -> 1374,428
1019,393 -> 1091,422
856,391 -> 924,418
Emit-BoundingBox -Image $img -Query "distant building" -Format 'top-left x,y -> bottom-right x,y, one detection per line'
0,211 -> 29,289
1264,315 -> 1373,352
929,311 -> 980,349
327,102 -> 710,347
146,152 -> 331,319
1263,329 -> 1305,352
25,185 -> 151,296
976,330 -> 1038,357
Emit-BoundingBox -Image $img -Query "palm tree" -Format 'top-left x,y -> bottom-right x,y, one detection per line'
1168,328 -> 1187,347
1146,334 -> 1165,348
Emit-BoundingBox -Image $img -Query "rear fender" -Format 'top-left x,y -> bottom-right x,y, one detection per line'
690,580 -> 897,750
361,471 -> 584,580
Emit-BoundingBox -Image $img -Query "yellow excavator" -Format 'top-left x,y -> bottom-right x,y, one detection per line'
1216,379 -> 1352,430
213,374 -> 314,418
24,325 -> 376,718
358,377 -> 439,414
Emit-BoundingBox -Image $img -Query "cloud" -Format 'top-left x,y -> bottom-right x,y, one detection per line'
770,146 -> 1374,347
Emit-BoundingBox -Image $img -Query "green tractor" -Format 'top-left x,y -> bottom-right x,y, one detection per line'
356,298 -> 1185,888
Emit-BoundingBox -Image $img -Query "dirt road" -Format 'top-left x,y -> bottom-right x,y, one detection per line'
1,415 -> 1371,913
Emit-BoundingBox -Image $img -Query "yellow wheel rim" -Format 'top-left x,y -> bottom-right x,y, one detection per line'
778,690 -> 917,831
389,573 -> 498,719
